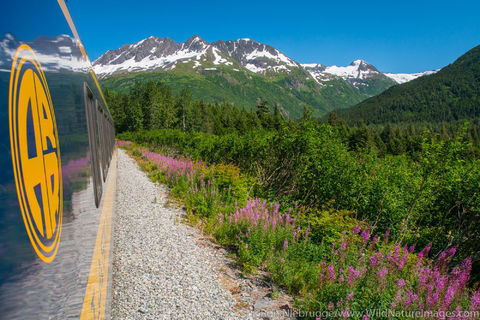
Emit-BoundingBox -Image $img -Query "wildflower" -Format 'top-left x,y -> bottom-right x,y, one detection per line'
377,267 -> 388,281
280,258 -> 285,263
341,241 -> 347,251
244,243 -> 248,250
397,279 -> 406,288
347,266 -> 359,286
353,226 -> 361,234
435,276 -> 447,292
363,315 -> 370,320
339,275 -> 344,282
427,292 -> 439,307
327,264 -> 336,281
418,242 -> 432,259
384,229 -> 390,243
328,301 -> 334,311
337,298 -> 344,307
346,291 -> 354,301
403,290 -> 418,308
361,229 -> 370,242
305,225 -> 311,239
443,285 -> 455,308
395,290 -> 402,303
369,255 -> 379,268
283,239 -> 288,252
390,302 -> 396,308
470,289 -> 480,311
448,247 -> 456,258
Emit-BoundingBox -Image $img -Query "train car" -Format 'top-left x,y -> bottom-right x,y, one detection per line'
0,1 -> 115,319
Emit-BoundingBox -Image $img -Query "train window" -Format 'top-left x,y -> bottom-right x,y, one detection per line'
84,83 -> 103,207
96,101 -> 108,182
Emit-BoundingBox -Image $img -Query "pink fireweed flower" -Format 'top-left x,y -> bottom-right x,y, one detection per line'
403,290 -> 418,308
361,229 -> 370,242
339,275 -> 344,282
363,315 -> 370,320
337,298 -> 344,307
418,242 -> 432,259
384,229 -> 390,244
346,291 -> 354,301
280,258 -> 285,263
443,285 -> 455,308
244,243 -> 248,250
395,290 -> 402,303
347,266 -> 359,286
353,226 -> 361,234
427,292 -> 439,307
341,241 -> 347,251
377,267 -> 388,281
327,264 -> 336,281
328,302 -> 334,311
435,276 -> 447,292
397,279 -> 406,288
283,239 -> 288,252
470,289 -> 480,311
305,225 -> 310,239
448,247 -> 457,258
369,255 -> 379,268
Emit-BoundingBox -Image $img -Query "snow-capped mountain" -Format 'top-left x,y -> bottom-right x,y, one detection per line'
93,35 -> 435,87
302,60 -> 389,88
93,35 -> 236,76
302,60 -> 437,87
211,38 -> 299,73
93,35 -> 301,77
0,33 -> 87,72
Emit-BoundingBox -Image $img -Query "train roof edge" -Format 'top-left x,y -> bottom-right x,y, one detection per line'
56,0 -> 112,120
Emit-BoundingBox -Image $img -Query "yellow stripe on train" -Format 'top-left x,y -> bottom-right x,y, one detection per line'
80,149 -> 116,320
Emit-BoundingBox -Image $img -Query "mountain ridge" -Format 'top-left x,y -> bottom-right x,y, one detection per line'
93,35 -> 434,84
92,35 -> 437,118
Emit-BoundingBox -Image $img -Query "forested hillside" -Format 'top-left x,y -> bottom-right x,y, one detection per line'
101,66 -> 380,119
337,44 -> 480,125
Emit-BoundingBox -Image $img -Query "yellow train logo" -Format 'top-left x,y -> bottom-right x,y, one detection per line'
8,44 -> 63,263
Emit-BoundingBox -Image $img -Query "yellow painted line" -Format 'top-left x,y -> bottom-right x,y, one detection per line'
80,148 -> 116,320
56,0 -> 111,116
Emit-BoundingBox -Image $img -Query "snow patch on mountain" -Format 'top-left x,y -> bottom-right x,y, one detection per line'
323,60 -> 380,80
384,70 -> 437,84
302,60 -> 435,86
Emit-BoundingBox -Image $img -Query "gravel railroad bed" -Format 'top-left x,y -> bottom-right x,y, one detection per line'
112,149 -> 292,320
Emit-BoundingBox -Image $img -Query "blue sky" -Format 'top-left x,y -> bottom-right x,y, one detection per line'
4,0 -> 480,73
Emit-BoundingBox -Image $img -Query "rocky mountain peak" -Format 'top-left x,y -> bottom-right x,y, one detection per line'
182,35 -> 209,52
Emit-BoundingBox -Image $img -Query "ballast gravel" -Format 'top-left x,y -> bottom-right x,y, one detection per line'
112,149 -> 292,320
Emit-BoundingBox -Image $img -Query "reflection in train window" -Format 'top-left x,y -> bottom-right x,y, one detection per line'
83,83 -> 103,207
